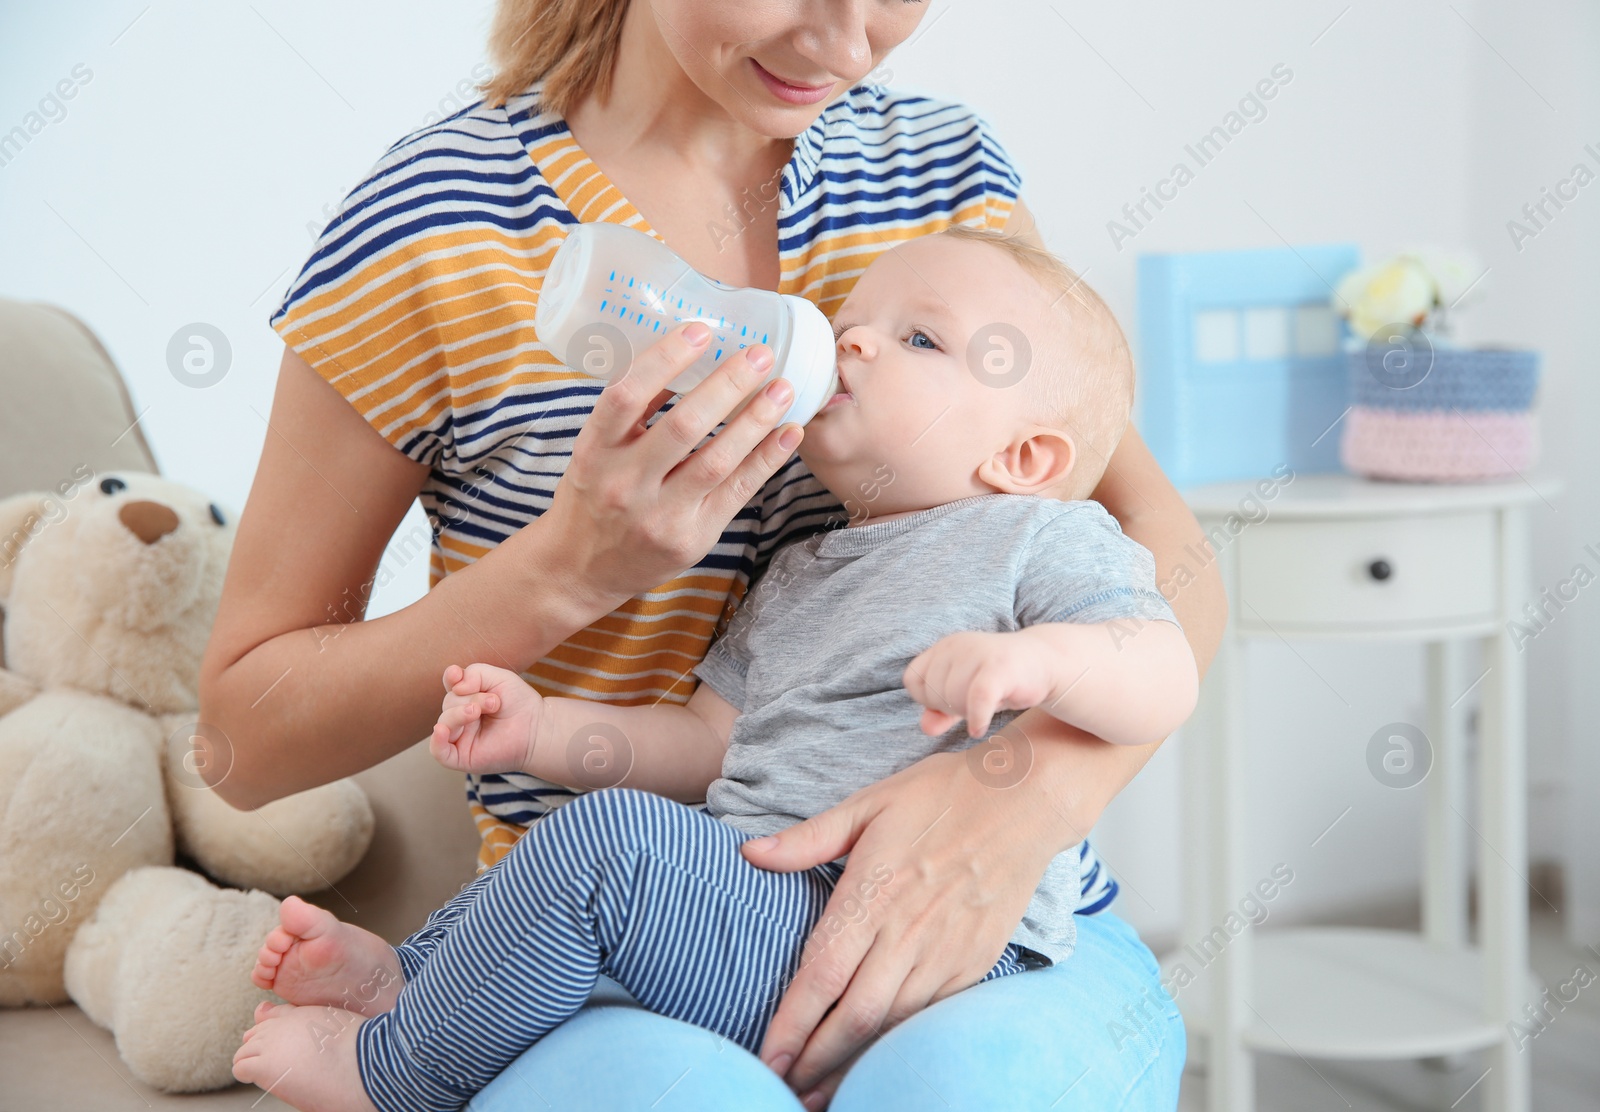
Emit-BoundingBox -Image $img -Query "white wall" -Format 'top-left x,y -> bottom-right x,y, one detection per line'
2,0 -> 1595,947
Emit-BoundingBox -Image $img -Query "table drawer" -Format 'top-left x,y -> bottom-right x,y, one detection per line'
1235,511 -> 1497,630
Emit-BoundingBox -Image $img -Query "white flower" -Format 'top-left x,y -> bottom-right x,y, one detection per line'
1336,257 -> 1435,340
1404,245 -> 1485,309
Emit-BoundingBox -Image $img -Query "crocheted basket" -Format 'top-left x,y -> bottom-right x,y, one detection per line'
1340,347 -> 1541,482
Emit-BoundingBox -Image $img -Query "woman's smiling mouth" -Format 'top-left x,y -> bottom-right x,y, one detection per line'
751,59 -> 835,105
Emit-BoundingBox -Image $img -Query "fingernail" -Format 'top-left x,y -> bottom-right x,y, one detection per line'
747,835 -> 779,851
765,379 -> 793,403
767,1053 -> 793,1075
802,1092 -> 825,1110
748,344 -> 773,370
779,426 -> 802,450
685,322 -> 711,345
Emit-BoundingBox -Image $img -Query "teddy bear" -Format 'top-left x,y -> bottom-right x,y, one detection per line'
0,470 -> 376,1092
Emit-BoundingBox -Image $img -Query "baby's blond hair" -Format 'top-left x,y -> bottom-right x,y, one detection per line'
932,224 -> 1134,500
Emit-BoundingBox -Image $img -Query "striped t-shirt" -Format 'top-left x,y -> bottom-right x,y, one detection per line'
270,79 -> 1120,915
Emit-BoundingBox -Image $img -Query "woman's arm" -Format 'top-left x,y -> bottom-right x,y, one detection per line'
745,195 -> 1229,1105
200,329 -> 802,810
198,348 -> 599,808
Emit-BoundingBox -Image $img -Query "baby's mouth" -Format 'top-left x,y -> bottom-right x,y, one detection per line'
821,368 -> 855,412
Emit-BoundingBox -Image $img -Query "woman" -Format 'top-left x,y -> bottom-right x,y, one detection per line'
199,1 -> 1223,1108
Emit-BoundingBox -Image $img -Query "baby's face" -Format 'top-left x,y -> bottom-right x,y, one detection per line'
798,234 -> 1068,522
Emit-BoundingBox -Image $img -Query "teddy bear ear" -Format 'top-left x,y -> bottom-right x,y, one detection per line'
0,492 -> 54,605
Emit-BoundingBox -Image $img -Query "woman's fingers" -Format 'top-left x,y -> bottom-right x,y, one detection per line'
700,421 -> 803,526
784,936 -> 915,1095
741,795 -> 876,875
660,367 -> 793,486
749,796 -> 882,1076
785,965 -> 942,1106
795,1050 -> 866,1112
638,344 -> 787,480
585,322 -> 713,447
758,901 -> 876,1084
759,752 -> 1058,1099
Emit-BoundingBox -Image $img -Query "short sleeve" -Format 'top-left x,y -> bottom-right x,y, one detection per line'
972,108 -> 1024,231
1016,504 -> 1180,630
267,108 -> 542,470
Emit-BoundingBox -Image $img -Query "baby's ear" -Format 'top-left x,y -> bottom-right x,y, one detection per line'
978,427 -> 1077,495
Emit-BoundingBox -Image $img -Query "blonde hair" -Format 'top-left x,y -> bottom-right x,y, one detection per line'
932,224 -> 1134,498
481,0 -> 632,116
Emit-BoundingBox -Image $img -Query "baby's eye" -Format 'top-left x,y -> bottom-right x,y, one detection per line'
906,329 -> 939,351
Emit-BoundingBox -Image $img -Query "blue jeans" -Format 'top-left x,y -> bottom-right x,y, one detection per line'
466,904 -> 1185,1111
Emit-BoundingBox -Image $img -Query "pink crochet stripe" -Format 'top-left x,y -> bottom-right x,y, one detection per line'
1340,406 -> 1539,481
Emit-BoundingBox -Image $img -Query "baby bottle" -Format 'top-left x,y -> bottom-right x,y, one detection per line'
535,222 -> 840,427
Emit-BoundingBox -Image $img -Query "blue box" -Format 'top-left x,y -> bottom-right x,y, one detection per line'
1136,244 -> 1361,488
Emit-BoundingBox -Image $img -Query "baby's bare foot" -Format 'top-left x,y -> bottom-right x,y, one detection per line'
233,1001 -> 378,1112
251,895 -> 403,1017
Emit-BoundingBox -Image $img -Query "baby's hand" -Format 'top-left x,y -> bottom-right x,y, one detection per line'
429,663 -> 544,775
904,630 -> 1059,739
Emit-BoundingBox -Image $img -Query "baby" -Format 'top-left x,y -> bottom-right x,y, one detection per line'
231,226 -> 1199,1112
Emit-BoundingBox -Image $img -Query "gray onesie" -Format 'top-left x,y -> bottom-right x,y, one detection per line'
691,492 -> 1181,964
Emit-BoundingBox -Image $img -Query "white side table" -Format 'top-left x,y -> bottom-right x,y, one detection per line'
1164,471 -> 1562,1112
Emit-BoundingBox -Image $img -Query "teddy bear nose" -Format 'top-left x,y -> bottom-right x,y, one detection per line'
118,500 -> 180,545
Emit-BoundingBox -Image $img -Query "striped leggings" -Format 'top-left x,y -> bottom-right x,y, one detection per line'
355,787 -> 1033,1112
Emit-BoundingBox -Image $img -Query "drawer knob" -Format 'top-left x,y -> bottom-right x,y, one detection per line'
1367,558 -> 1393,582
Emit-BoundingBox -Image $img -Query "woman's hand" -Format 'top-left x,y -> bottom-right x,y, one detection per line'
543,321 -> 805,609
740,745 -> 1066,1109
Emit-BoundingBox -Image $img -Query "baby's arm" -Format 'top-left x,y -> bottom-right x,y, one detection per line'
905,618 -> 1197,747
429,663 -> 737,802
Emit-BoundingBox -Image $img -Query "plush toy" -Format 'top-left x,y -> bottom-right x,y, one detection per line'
0,471 -> 375,1092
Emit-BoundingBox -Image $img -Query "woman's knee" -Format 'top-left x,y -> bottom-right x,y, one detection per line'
831,913 -> 1184,1111
467,997 -> 803,1112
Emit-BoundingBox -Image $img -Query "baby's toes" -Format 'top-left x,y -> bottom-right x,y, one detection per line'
277,894 -> 337,939
261,926 -> 296,956
232,1039 -> 273,1085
